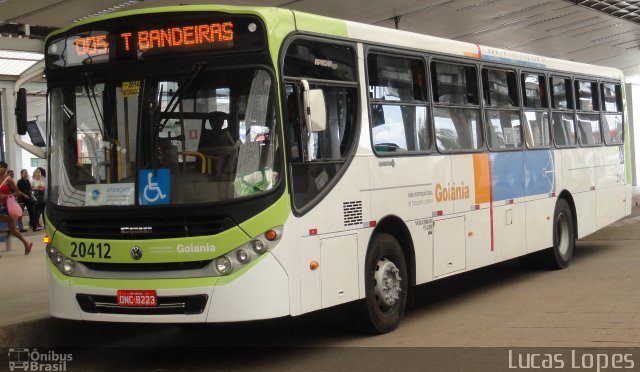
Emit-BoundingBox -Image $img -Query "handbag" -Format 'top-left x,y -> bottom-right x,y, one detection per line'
6,196 -> 22,221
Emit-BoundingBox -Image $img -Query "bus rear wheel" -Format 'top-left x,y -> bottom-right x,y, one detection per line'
548,198 -> 575,269
519,198 -> 575,270
355,232 -> 408,334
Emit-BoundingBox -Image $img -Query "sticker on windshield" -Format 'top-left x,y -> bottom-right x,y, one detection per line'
85,183 -> 135,206
122,81 -> 141,97
139,169 -> 170,205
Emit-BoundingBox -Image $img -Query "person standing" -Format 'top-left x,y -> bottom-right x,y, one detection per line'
17,169 -> 37,232
31,168 -> 46,229
37,167 -> 47,227
7,170 -> 28,232
0,162 -> 32,255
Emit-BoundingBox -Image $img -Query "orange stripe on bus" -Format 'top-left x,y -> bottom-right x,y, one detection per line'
473,153 -> 491,205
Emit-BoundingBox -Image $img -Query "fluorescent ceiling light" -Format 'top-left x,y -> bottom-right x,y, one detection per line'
74,0 -> 144,22
0,50 -> 43,76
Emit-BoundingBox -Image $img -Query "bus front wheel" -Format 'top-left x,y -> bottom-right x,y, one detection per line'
356,232 -> 408,334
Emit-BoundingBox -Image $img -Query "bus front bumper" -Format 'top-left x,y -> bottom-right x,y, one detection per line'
48,253 -> 290,323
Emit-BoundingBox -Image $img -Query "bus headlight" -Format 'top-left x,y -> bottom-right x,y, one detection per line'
46,245 -> 57,256
62,259 -> 76,275
210,226 -> 283,276
252,240 -> 266,254
215,256 -> 233,275
53,252 -> 65,265
236,249 -> 251,264
46,244 -> 78,276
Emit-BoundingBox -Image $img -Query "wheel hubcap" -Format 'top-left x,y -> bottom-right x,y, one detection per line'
373,257 -> 402,309
556,212 -> 569,256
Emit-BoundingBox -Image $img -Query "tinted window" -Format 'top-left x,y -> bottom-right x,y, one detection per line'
522,73 -> 547,109
575,80 -> 598,111
368,54 -> 426,102
283,40 -> 356,81
369,53 -> 431,153
482,69 -> 518,107
551,77 -> 573,110
602,83 -> 622,112
431,62 -> 478,105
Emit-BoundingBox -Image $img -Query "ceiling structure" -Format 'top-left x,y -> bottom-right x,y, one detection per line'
2,0 -> 640,77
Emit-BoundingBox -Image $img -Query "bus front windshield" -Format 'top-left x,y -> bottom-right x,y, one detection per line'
48,67 -> 280,207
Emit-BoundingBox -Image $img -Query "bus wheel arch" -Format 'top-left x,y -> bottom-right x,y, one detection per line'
518,192 -> 577,270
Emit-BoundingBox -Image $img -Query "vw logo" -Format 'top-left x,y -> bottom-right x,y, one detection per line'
130,246 -> 143,260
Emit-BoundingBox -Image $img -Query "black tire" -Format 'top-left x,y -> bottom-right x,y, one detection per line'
354,232 -> 408,334
549,198 -> 575,269
527,198 -> 574,270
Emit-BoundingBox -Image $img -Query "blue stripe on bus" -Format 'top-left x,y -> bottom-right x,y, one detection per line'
490,152 -> 525,201
524,150 -> 555,197
489,150 -> 555,202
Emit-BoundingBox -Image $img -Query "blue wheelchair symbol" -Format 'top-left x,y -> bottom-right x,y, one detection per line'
139,169 -> 170,205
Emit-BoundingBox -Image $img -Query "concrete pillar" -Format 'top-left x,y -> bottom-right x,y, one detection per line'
0,84 -> 23,171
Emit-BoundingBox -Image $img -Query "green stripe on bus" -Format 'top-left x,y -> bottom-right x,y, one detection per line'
292,11 -> 348,37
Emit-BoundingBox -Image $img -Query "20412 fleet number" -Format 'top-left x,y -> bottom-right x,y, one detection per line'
70,242 -> 112,259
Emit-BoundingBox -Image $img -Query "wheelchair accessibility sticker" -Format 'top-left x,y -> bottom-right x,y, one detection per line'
139,169 -> 170,205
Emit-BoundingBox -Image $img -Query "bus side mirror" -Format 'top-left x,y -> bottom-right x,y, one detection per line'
15,88 -> 28,135
301,80 -> 326,133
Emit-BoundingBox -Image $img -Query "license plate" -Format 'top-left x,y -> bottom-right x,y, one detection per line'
117,290 -> 158,307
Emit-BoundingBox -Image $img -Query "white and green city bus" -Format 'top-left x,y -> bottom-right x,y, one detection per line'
26,5 -> 630,333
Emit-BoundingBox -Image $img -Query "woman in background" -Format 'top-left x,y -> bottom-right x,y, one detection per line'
0,162 -> 32,255
31,168 -> 46,229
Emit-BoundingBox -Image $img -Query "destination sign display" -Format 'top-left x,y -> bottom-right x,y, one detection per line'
46,14 -> 265,69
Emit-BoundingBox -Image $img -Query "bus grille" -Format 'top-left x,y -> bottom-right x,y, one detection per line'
82,260 -> 212,272
76,294 -> 208,315
61,216 -> 234,239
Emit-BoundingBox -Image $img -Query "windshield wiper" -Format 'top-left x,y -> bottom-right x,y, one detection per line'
150,62 -> 205,172
156,62 -> 206,134
81,72 -> 109,142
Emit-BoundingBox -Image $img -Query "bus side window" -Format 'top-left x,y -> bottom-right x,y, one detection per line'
431,61 -> 482,152
550,76 -> 576,147
367,53 -> 430,153
601,82 -> 623,145
482,68 -> 521,150
574,80 -> 601,146
522,73 -> 551,149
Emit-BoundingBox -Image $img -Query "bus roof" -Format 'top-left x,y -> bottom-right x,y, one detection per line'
45,5 -> 623,80
340,19 -> 623,80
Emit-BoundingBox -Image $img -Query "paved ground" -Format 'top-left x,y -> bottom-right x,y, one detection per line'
0,229 -> 48,327
0,203 -> 638,370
